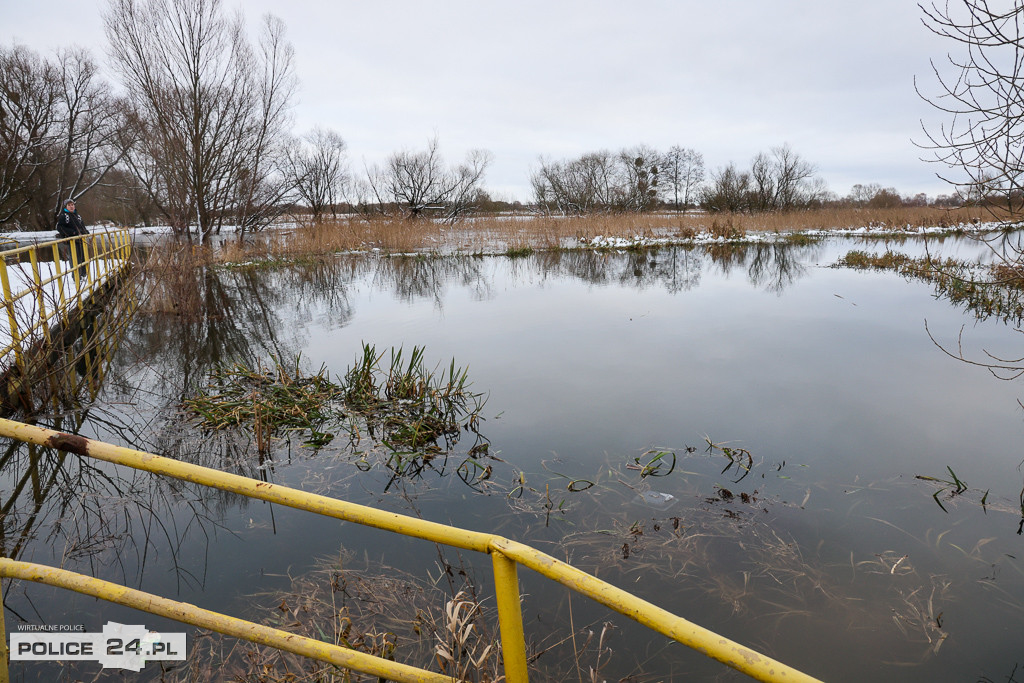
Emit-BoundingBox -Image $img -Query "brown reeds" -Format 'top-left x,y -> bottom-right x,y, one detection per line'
161,205 -> 998,268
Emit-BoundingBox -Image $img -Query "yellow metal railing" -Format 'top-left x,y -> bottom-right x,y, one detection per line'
0,419 -> 824,683
0,230 -> 132,370
0,561 -> 450,683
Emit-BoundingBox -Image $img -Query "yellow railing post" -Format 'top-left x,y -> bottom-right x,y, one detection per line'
50,242 -> 68,314
491,550 -> 529,682
84,235 -> 94,287
27,251 -> 50,344
0,577 -> 8,683
0,265 -> 23,370
68,237 -> 81,296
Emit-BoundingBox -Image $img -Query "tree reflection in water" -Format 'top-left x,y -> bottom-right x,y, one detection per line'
0,240 -> 869,681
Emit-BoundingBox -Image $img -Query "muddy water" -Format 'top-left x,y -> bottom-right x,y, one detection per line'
2,237 -> 1023,681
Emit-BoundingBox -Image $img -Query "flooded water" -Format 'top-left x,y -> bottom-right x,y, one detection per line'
2,236 -> 1024,681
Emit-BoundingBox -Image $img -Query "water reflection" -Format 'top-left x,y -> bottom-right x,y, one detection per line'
2,238 -> 1022,681
371,255 -> 494,306
355,242 -> 823,302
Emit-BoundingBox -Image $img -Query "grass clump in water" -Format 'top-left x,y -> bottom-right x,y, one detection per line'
183,355 -> 341,451
343,343 -> 487,456
175,550 -> 503,682
504,245 -> 534,258
184,344 -> 488,474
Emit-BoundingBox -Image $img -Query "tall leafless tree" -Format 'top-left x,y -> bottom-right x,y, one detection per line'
918,1 -> 1024,216
749,151 -> 777,212
229,15 -> 298,233
702,146 -> 824,213
772,144 -> 819,209
28,49 -> 129,230
660,146 -> 704,211
364,137 -> 491,221
616,145 -> 660,212
105,0 -> 297,242
285,128 -> 348,221
701,163 -> 752,212
848,182 -> 884,206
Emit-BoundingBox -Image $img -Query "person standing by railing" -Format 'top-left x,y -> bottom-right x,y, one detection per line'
56,198 -> 89,279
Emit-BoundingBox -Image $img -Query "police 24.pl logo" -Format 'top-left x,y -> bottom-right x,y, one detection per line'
11,622 -> 186,671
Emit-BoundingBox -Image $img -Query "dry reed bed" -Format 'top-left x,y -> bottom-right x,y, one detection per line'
197,206 -> 998,265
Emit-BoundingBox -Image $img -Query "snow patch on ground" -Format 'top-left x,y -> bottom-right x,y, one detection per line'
583,222 -> 1001,249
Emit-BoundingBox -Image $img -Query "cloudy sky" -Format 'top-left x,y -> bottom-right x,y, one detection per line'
5,0 -> 958,201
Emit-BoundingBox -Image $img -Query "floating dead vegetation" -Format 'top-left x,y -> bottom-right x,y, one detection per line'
553,492 -> 963,663
183,355 -> 341,453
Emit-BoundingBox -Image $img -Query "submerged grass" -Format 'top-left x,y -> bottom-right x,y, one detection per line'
172,550 -> 500,682
174,548 -> 635,682
534,448 -> 971,665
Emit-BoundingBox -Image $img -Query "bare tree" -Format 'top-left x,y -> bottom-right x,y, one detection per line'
616,145 -> 660,212
0,45 -> 61,225
105,0 -> 297,242
701,163 -> 752,212
917,1 -> 1024,217
703,146 -> 824,213
749,151 -> 777,211
849,182 -> 884,206
772,144 -> 819,209
285,128 -> 349,221
365,138 -> 491,221
749,145 -> 820,211
0,45 -> 127,230
532,147 -> 662,214
27,48 -> 129,230
660,146 -> 704,211
531,150 -> 616,215
229,15 -> 298,233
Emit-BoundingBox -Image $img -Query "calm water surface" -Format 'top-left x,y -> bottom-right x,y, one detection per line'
3,237 -> 1023,681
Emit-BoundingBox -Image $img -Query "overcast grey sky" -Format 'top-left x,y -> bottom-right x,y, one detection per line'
4,0 -> 957,201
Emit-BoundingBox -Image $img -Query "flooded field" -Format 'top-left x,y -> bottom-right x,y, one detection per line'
2,236 -> 1024,681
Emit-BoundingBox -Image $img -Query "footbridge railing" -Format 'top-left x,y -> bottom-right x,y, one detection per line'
0,230 -> 132,371
0,418 -> 823,683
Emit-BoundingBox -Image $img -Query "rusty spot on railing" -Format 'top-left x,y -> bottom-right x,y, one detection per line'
46,432 -> 89,455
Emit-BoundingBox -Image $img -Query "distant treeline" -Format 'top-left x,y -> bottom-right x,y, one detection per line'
0,0 -> 979,241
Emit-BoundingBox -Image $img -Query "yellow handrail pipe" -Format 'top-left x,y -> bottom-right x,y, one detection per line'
0,558 -> 452,683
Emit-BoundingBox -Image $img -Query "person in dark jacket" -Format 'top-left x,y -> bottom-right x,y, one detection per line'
56,199 -> 89,278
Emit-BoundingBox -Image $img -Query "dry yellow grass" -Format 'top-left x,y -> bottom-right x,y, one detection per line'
196,205 -> 999,265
